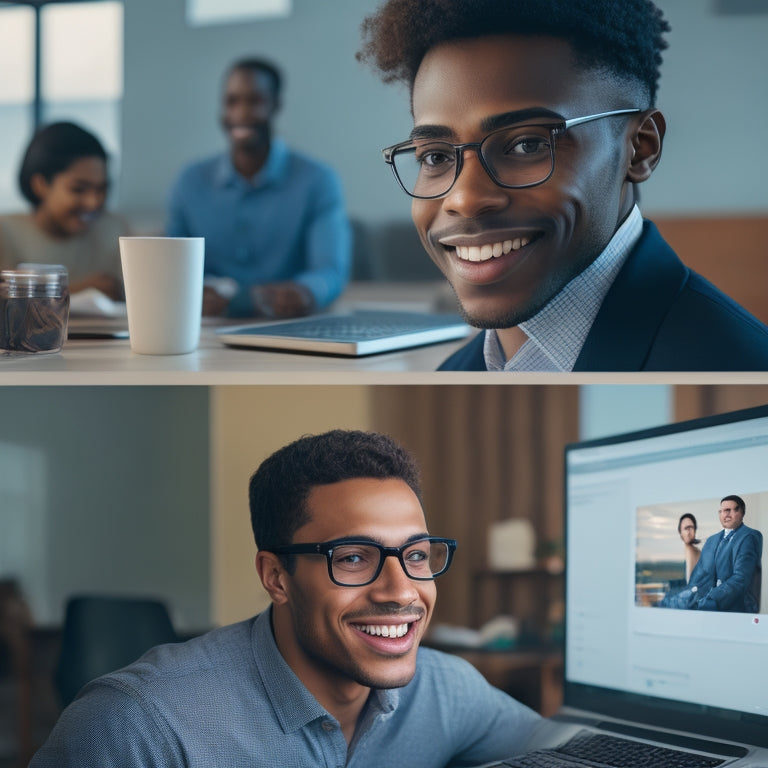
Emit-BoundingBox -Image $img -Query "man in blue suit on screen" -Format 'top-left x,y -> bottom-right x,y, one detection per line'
687,495 -> 763,613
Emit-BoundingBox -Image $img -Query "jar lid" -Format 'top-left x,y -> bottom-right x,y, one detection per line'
1,264 -> 68,286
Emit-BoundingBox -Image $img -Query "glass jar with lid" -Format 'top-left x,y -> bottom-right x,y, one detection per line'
0,264 -> 69,354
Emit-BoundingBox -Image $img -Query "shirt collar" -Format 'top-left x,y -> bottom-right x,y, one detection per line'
252,608 -> 397,735
722,523 -> 742,539
214,138 -> 289,189
484,205 -> 643,371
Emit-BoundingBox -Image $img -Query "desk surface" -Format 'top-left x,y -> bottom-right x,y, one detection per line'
1,280 -> 752,385
0,282 -> 481,385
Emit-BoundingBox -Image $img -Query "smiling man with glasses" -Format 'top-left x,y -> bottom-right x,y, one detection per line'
359,0 -> 768,371
31,430 -> 541,767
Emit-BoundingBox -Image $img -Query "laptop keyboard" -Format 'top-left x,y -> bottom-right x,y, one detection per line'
498,732 -> 726,768
236,311 -> 464,341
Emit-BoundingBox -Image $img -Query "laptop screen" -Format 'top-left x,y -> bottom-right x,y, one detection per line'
563,404 -> 768,747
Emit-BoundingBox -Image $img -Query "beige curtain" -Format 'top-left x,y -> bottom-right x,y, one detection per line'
674,385 -> 768,422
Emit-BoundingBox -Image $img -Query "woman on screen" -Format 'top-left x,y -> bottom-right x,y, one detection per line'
678,513 -> 701,583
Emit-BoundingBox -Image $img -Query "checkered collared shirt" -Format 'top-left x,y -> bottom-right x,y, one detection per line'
484,206 -> 643,371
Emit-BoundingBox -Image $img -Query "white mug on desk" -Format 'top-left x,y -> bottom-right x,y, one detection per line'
119,236 -> 204,355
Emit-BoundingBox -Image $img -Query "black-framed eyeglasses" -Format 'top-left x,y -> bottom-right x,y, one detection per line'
266,536 -> 457,587
382,108 -> 642,199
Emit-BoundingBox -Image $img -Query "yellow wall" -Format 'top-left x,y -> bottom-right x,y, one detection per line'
209,386 -> 373,626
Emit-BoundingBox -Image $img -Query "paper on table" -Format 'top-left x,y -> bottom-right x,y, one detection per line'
68,287 -> 127,318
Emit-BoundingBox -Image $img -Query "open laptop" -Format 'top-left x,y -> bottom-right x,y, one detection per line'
487,404 -> 768,768
215,309 -> 472,356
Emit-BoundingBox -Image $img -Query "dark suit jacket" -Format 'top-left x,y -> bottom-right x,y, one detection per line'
687,523 -> 763,613
438,221 -> 768,371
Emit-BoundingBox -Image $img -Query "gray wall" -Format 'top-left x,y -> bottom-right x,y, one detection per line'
0,387 -> 210,629
118,0 -> 768,226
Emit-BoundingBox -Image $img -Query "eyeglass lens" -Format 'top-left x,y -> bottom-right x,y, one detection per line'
392,124 -> 555,198
330,540 -> 450,585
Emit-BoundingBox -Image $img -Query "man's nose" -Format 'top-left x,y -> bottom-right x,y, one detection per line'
369,556 -> 421,603
441,149 -> 508,218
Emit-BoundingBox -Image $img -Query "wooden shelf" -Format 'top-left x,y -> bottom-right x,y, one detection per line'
470,568 -> 565,647
427,642 -> 564,716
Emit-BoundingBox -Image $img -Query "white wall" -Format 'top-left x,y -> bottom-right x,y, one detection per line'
209,385 -> 373,626
579,385 -> 673,441
118,0 -> 768,226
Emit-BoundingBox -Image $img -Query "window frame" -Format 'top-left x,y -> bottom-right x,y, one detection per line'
1,0 -> 114,128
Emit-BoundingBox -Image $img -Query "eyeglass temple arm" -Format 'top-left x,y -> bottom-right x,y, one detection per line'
563,108 -> 642,130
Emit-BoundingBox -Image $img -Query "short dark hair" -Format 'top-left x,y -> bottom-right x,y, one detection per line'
18,121 -> 108,207
721,495 -> 746,514
249,429 -> 422,551
357,0 -> 670,105
225,57 -> 283,102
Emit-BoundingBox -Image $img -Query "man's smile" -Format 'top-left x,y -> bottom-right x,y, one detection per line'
439,231 -> 540,263
353,622 -> 410,637
349,617 -> 422,655
433,228 -> 545,289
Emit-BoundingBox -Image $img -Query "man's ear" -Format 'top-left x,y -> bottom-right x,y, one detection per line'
255,551 -> 290,605
626,109 -> 666,183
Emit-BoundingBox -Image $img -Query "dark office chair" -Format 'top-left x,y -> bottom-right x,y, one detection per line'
54,594 -> 178,708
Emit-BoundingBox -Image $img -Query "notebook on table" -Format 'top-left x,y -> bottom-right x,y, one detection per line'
485,404 -> 768,768
215,309 -> 472,357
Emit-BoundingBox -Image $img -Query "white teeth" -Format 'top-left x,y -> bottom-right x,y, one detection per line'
357,623 -> 409,638
454,237 -> 531,262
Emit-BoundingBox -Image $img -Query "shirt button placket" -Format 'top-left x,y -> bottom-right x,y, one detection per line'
317,718 -> 346,767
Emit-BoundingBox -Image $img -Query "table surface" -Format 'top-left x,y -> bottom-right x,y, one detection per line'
0,281 -> 484,385
1,280 -> 754,385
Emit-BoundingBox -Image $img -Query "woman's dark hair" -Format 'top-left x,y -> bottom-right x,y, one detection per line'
249,429 -> 422,551
358,0 -> 670,105
18,121 -> 108,207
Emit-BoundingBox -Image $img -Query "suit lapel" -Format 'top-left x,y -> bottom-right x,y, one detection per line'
574,221 -> 690,371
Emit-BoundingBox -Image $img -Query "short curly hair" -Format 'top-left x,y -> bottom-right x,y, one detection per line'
249,429 -> 422,551
358,0 -> 670,105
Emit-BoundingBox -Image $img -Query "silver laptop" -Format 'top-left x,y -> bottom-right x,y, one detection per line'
216,309 -> 471,357
487,404 -> 768,768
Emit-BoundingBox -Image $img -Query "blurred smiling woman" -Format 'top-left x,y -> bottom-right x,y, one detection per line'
0,121 -> 127,299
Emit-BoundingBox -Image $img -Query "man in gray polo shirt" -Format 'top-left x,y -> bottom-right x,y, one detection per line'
31,430 -> 541,767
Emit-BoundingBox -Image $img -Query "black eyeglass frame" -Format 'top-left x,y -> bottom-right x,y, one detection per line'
382,108 -> 642,200
266,536 -> 458,587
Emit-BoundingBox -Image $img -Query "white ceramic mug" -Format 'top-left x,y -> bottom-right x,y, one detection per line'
119,237 -> 204,355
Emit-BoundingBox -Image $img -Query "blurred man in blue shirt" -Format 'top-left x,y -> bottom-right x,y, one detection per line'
166,57 -> 351,318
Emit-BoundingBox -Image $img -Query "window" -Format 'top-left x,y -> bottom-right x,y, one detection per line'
0,5 -> 35,210
0,1 -> 123,211
186,0 -> 291,26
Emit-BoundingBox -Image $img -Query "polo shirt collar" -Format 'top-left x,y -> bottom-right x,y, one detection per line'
251,608 -> 397,735
214,138 -> 289,189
